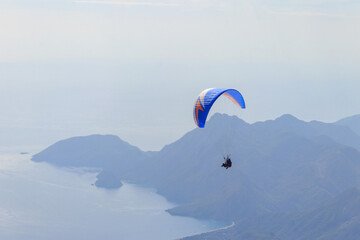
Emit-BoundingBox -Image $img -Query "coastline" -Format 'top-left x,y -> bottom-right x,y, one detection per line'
175,221 -> 235,240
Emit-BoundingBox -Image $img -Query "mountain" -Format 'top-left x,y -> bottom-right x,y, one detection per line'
32,134 -> 150,187
180,188 -> 360,240
336,114 -> 360,136
253,114 -> 360,151
32,134 -> 145,168
32,114 -> 360,224
137,114 -> 360,222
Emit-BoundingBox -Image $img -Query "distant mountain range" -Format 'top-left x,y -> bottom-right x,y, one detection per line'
32,113 -> 360,239
180,188 -> 360,240
336,114 -> 360,136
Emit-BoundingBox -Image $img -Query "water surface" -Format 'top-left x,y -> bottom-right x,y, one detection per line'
0,150 -> 217,240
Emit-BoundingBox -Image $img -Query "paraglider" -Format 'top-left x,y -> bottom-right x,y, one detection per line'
193,88 -> 245,169
221,154 -> 232,169
193,88 -> 245,128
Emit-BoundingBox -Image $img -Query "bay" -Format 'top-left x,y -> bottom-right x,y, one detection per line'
0,148 -> 219,240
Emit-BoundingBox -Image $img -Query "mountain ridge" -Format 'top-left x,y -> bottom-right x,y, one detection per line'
336,114 -> 360,136
31,113 -> 360,239
180,188 -> 360,240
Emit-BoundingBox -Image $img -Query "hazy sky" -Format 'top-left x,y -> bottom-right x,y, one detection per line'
1,0 -> 359,150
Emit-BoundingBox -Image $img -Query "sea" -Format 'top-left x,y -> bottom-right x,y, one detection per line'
0,146 -> 221,240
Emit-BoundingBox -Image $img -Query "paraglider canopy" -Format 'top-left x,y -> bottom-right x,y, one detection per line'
193,88 -> 245,128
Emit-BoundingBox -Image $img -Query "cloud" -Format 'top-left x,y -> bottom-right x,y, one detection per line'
266,7 -> 360,18
74,0 -> 181,7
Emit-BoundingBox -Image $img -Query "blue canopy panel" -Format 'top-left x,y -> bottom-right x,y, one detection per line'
193,88 -> 246,128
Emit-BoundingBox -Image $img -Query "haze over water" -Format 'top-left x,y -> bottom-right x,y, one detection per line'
0,149 -> 218,240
